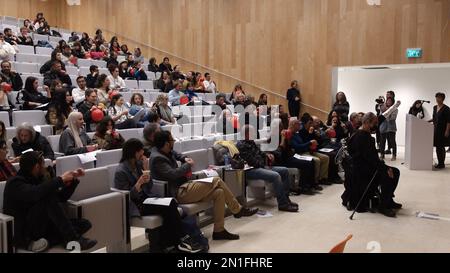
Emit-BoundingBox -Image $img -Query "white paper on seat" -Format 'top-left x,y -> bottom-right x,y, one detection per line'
77,151 -> 97,164
203,169 -> 219,177
35,103 -> 49,110
143,197 -> 174,206
294,154 -> 314,161
33,125 -> 41,133
194,177 -> 214,183
319,148 -> 334,153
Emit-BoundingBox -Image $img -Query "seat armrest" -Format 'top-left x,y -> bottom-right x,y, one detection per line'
0,213 -> 15,253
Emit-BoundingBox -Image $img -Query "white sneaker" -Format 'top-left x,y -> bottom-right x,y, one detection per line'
28,238 -> 49,253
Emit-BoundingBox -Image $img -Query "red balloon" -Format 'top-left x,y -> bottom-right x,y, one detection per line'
180,96 -> 189,105
1,83 -> 12,93
327,129 -> 337,139
232,116 -> 240,129
91,109 -> 104,123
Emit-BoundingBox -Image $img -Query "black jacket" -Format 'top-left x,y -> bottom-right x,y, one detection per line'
149,148 -> 190,197
148,63 -> 159,73
2,170 -> 79,247
0,71 -> 23,91
43,71 -> 72,87
40,60 -> 66,75
12,132 -> 55,160
86,74 -> 98,89
236,140 -> 266,169
158,63 -> 172,73
22,89 -> 50,110
17,36 -> 34,46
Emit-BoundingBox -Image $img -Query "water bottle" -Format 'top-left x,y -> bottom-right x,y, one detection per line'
224,155 -> 231,170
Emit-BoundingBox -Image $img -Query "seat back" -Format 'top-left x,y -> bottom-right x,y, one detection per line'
12,111 -> 46,126
181,139 -> 203,153
0,181 -> 6,212
106,163 -> 119,188
124,80 -> 139,89
70,167 -> 110,202
96,149 -> 122,168
0,112 -> 10,127
182,149 -> 210,173
55,154 -> 95,176
47,135 -> 60,153
11,63 -> 39,74
138,80 -> 154,90
16,45 -> 35,54
35,47 -> 53,56
118,128 -> 143,141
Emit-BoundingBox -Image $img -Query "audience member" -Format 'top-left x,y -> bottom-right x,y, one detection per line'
59,112 -> 98,155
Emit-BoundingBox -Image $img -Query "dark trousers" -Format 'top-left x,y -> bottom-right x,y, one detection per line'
283,157 -> 315,189
380,132 -> 397,156
320,150 -> 340,181
141,199 -> 185,249
24,196 -> 79,247
377,166 -> 400,207
436,146 -> 446,166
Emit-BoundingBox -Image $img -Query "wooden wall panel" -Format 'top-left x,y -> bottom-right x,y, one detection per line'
0,0 -> 58,25
2,0 -> 450,119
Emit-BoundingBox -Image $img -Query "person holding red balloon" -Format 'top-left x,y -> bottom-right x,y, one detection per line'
78,89 -> 106,132
59,112 -> 98,156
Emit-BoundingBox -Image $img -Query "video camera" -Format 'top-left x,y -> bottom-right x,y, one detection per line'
375,96 -> 385,104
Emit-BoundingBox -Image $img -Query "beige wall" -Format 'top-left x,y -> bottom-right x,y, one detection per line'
0,0 -> 59,25
3,0 -> 450,119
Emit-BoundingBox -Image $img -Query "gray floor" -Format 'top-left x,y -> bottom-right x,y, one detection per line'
130,149 -> 450,253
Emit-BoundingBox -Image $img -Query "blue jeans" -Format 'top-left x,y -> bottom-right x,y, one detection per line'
245,166 -> 290,207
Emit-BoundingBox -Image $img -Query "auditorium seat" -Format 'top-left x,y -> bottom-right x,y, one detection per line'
138,80 -> 154,90
12,110 -> 47,126
96,149 -> 122,168
35,47 -> 53,56
16,45 -> 35,54
55,154 -> 95,176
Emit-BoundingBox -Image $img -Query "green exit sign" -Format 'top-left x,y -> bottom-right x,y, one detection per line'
407,48 -> 423,58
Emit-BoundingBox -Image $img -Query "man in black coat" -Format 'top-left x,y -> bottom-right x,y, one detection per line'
0,61 -> 23,91
43,61 -> 72,87
344,112 -> 401,218
2,152 -> 97,252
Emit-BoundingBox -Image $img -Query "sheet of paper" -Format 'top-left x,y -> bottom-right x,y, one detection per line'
143,198 -> 174,206
319,148 -> 334,153
21,148 -> 34,154
203,169 -> 219,177
33,125 -> 42,133
256,210 -> 273,218
194,177 -> 215,183
294,154 -> 314,161
77,151 -> 97,164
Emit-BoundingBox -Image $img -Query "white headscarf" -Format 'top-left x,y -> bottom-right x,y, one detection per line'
67,112 -> 84,148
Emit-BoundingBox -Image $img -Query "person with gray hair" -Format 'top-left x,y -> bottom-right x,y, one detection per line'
143,122 -> 161,157
59,112 -> 98,155
345,112 -> 363,138
343,112 -> 401,218
12,123 -> 55,160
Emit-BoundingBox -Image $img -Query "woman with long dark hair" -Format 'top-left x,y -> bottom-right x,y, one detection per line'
332,91 -> 350,122
114,138 -> 203,253
95,74 -> 111,106
108,93 -> 139,129
92,116 -> 125,150
22,77 -> 50,110
46,88 -> 73,134
409,100 -> 425,119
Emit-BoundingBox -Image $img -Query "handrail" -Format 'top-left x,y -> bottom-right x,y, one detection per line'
101,29 -> 284,97
102,28 -> 329,115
